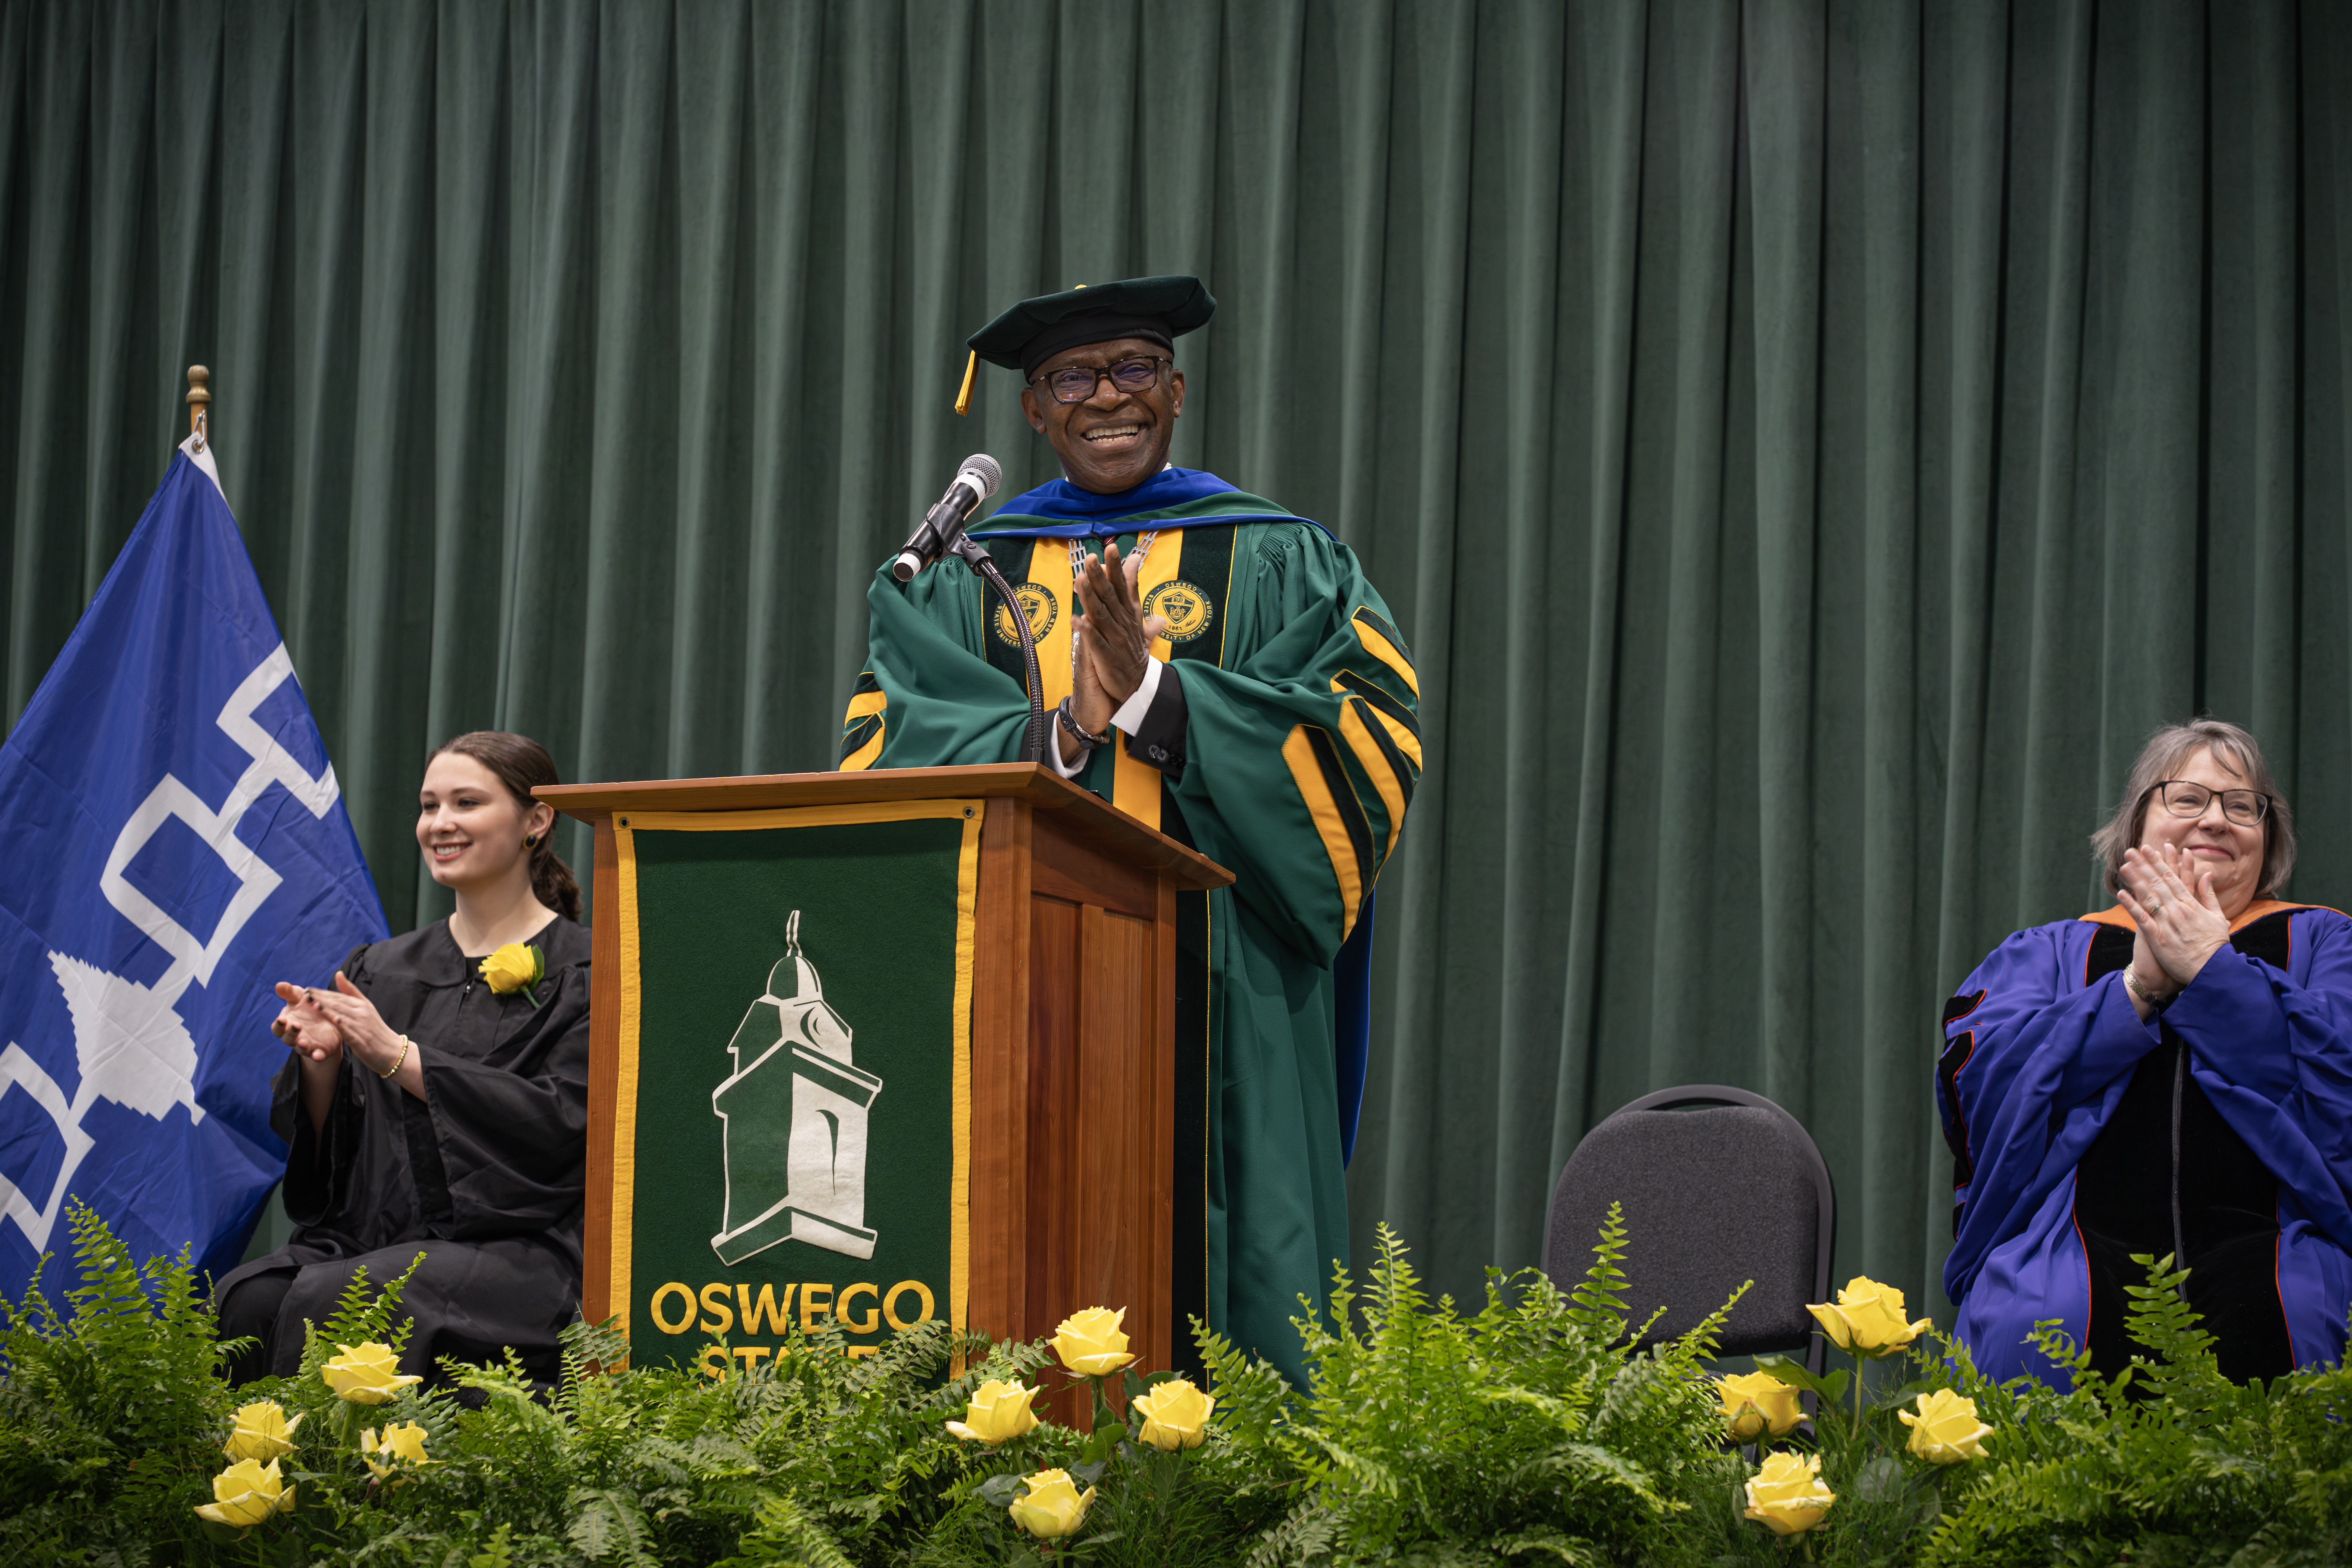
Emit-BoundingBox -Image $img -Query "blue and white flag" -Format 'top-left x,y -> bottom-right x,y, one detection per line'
0,437 -> 386,1297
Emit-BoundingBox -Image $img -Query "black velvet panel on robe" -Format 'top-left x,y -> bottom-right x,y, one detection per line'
213,916 -> 592,1386
2075,916 -> 2296,1385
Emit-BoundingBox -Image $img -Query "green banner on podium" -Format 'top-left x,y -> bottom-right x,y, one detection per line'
603,800 -> 979,1372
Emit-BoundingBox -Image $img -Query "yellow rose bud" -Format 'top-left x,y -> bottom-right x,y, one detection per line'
1131,1377 -> 1215,1450
222,1399 -> 302,1463
1900,1388 -> 1993,1463
945,1379 -> 1043,1445
1049,1306 -> 1134,1376
1805,1275 -> 1934,1357
322,1341 -> 422,1405
1007,1468 -> 1096,1539
479,942 -> 544,996
361,1421 -> 433,1481
1715,1371 -> 1803,1441
193,1457 -> 295,1528
1743,1450 -> 1835,1537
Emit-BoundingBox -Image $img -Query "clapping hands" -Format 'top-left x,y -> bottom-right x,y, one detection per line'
272,981 -> 343,1065
2115,842 -> 2231,1004
1064,541 -> 1169,750
272,974 -> 401,1076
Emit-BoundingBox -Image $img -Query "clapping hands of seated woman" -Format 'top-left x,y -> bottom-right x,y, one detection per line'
2114,842 -> 2232,1007
271,975 -> 409,1081
271,982 -> 342,1065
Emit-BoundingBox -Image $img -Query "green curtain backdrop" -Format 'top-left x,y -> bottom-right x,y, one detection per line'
6,0 -> 2351,1324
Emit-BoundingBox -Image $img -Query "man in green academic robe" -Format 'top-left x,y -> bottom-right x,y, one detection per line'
838,276 -> 1418,1385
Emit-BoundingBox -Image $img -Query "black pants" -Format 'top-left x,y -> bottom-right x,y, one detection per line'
214,1238 -> 572,1390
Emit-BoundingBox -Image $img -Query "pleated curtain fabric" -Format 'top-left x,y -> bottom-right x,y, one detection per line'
4,0 -> 2350,1322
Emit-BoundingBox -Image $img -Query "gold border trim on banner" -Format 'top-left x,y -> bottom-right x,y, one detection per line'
612,815 -> 643,1341
606,798 -> 982,1363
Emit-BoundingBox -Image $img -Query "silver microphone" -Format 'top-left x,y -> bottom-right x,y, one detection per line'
891,454 -> 1003,581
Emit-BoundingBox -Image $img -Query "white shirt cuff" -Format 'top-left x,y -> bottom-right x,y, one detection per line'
1110,657 -> 1164,734
1044,711 -> 1089,778
1046,659 -> 1162,779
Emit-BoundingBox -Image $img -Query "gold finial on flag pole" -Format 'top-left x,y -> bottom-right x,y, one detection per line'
186,366 -> 211,453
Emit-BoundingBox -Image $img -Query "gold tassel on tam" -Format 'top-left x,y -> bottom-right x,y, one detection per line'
955,350 -> 978,417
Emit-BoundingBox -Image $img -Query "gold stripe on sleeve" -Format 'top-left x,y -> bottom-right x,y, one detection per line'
1334,669 -> 1422,769
840,719 -> 884,771
1368,707 -> 1418,771
1351,608 -> 1418,697
840,680 -> 888,770
1336,699 -> 1407,855
1282,724 -> 1366,942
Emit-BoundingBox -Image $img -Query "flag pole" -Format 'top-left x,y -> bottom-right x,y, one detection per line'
186,365 -> 210,454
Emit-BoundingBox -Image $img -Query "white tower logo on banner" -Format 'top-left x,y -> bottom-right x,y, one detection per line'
709,911 -> 884,1264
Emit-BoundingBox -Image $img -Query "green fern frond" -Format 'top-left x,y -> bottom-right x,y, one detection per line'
1563,1203 -> 1632,1346
1240,1502 -> 1338,1568
2120,1251 -> 2228,1416
293,1250 -> 425,1393
724,1495 -> 866,1568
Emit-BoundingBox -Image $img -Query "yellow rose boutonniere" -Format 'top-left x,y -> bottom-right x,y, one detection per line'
1715,1370 -> 1803,1441
1049,1306 -> 1134,1376
193,1457 -> 295,1528
1131,1377 -> 1216,1450
1743,1450 -> 1835,1536
322,1341 -> 422,1405
480,942 -> 546,1009
1805,1274 -> 1934,1357
945,1379 -> 1043,1445
361,1421 -> 433,1482
1900,1388 -> 1993,1463
1007,1468 -> 1096,1539
223,1399 -> 301,1463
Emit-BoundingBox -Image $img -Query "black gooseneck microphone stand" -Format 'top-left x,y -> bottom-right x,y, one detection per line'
947,533 -> 1049,764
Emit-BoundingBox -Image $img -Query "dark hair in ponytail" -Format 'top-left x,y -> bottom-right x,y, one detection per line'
426,731 -> 582,922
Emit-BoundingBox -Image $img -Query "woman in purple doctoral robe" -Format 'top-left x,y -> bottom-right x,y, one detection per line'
1938,719 -> 2352,1387
213,732 -> 589,1388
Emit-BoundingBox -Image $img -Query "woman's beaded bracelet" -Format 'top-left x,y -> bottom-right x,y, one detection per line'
379,1034 -> 413,1080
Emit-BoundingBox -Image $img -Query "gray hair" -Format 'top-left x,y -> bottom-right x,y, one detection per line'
2091,718 -> 2295,898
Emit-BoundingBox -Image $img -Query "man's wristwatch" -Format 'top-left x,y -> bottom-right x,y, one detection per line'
1056,697 -> 1111,754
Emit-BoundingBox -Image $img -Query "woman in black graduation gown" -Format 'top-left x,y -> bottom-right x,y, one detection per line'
214,731 -> 591,1387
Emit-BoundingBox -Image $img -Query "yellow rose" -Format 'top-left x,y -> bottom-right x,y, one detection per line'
222,1399 -> 301,1463
361,1421 -> 433,1481
1743,1450 -> 1835,1537
193,1458 -> 295,1528
945,1379 -> 1042,1445
1806,1275 -> 1933,1357
1007,1468 -> 1096,1539
1049,1306 -> 1134,1376
1131,1377 -> 1215,1450
1715,1371 -> 1803,1441
1900,1388 -> 1993,1463
479,942 -> 544,997
322,1341 -> 422,1404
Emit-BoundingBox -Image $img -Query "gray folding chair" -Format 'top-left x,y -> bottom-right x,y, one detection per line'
1541,1084 -> 1836,1376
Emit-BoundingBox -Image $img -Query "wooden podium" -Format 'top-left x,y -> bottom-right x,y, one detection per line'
541,764 -> 1230,1390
